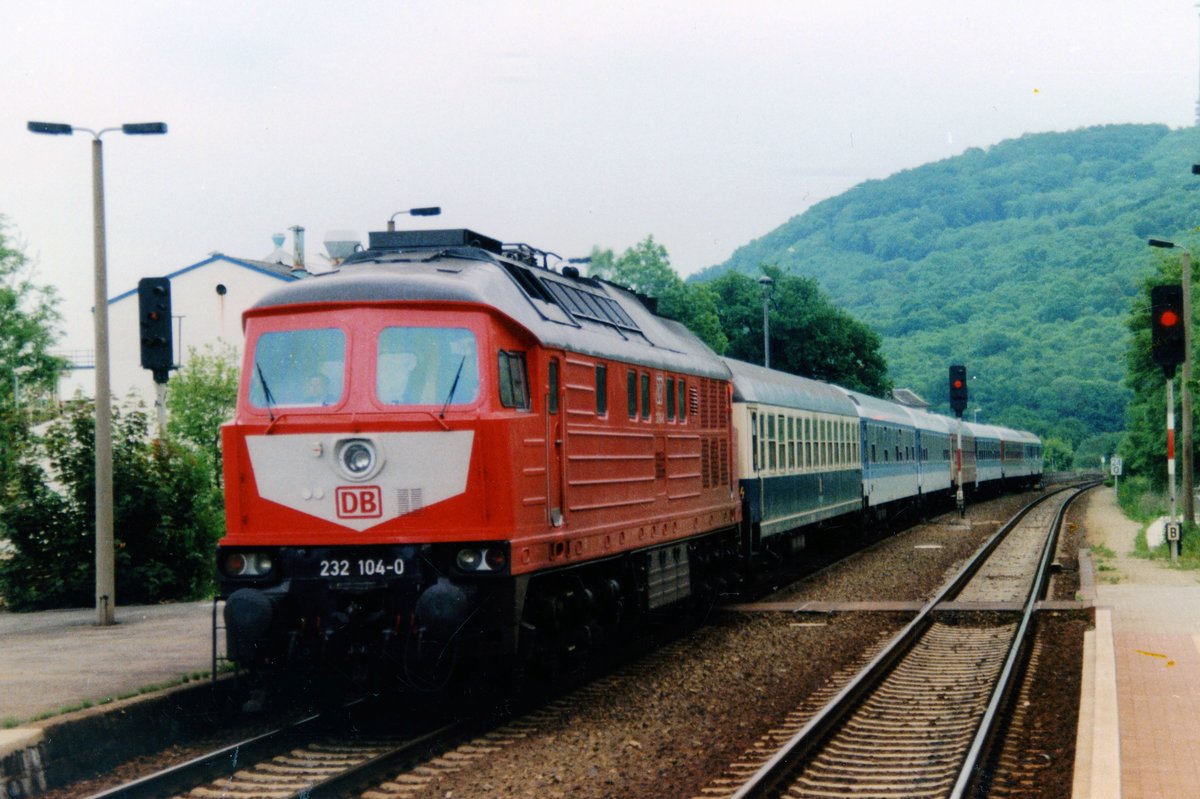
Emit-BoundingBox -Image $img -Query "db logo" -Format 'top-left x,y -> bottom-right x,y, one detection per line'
335,486 -> 383,519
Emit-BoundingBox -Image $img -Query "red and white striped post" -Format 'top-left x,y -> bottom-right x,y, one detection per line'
1168,378 -> 1180,561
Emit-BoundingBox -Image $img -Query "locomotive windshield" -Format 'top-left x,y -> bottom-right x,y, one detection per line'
377,326 -> 479,407
250,328 -> 346,408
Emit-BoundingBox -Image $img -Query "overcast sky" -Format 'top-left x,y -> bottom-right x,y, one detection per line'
3,0 -> 1198,349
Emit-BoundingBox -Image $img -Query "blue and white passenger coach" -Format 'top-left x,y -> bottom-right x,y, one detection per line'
726,358 -> 863,561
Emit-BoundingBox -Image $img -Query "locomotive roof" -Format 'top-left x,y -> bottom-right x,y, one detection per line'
724,357 -> 859,417
248,239 -> 729,379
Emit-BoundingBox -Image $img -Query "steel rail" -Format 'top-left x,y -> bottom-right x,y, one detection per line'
950,481 -> 1098,798
284,720 -> 464,798
727,487 -> 1071,799
82,711 -> 326,799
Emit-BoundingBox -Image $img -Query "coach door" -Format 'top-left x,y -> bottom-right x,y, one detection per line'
547,356 -> 565,527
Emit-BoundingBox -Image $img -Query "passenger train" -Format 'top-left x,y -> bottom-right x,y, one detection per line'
216,227 -> 1042,692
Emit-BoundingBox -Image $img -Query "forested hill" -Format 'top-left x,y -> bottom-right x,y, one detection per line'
695,124 -> 1200,446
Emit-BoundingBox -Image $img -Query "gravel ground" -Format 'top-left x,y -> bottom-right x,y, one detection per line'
405,612 -> 905,799
774,492 -> 1038,604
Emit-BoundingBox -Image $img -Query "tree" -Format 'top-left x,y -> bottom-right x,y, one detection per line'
0,219 -> 66,487
707,267 -> 892,396
0,399 -> 223,609
166,343 -> 239,478
589,236 -> 728,353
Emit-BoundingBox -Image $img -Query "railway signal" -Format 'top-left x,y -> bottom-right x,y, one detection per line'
1150,284 -> 1186,378
138,277 -> 174,382
948,365 -> 968,417
949,364 -> 967,517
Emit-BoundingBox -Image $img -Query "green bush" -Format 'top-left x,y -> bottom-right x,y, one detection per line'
0,400 -> 223,610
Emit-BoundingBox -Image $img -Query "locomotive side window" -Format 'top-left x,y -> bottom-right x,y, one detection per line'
640,373 -> 651,420
666,377 -> 676,421
596,364 -> 607,415
548,358 -> 560,415
250,328 -> 345,408
378,327 -> 479,406
678,379 -> 687,422
627,370 -> 638,418
498,350 -> 531,410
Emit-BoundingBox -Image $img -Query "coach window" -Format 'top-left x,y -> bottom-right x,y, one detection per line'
767,414 -> 777,470
547,358 -> 560,414
759,413 -> 767,471
787,417 -> 796,469
751,411 -> 759,472
497,350 -> 531,410
641,373 -> 651,420
666,377 -> 676,421
627,370 -> 638,418
595,364 -> 607,415
806,417 -> 816,467
251,327 -> 345,408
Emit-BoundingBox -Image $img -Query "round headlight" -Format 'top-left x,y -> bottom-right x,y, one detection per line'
337,439 -> 379,480
456,548 -> 482,571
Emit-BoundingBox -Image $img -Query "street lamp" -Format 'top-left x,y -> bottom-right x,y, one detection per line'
387,206 -> 441,232
1149,237 -> 1194,535
758,274 -> 774,368
27,119 -> 168,626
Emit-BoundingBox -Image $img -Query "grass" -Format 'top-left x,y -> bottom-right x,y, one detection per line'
1090,544 -> 1121,583
1119,478 -> 1200,568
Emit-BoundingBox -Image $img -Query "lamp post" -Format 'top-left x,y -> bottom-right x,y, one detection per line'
758,275 -> 774,368
386,206 -> 441,232
27,120 -> 167,626
1149,238 -> 1193,529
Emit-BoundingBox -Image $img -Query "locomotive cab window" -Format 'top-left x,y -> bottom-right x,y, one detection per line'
378,327 -> 479,407
250,327 -> 345,408
498,350 -> 531,410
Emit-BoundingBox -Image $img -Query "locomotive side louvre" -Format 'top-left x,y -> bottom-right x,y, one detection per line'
513,350 -> 739,574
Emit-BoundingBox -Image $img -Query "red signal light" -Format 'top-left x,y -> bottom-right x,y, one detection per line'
1161,310 -> 1180,327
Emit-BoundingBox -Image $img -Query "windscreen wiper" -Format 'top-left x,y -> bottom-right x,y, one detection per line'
440,357 -> 467,419
255,362 -> 276,422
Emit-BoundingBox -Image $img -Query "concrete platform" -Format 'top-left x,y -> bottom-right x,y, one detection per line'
0,599 -> 219,724
1074,487 -> 1200,798
0,599 -> 222,796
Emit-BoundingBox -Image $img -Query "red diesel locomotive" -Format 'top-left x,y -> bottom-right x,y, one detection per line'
218,229 -> 742,690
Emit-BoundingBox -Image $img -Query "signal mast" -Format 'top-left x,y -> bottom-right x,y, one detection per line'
949,364 -> 968,517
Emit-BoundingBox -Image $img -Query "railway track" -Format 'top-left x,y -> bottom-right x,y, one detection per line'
695,484 -> 1094,799
83,672 -> 619,799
